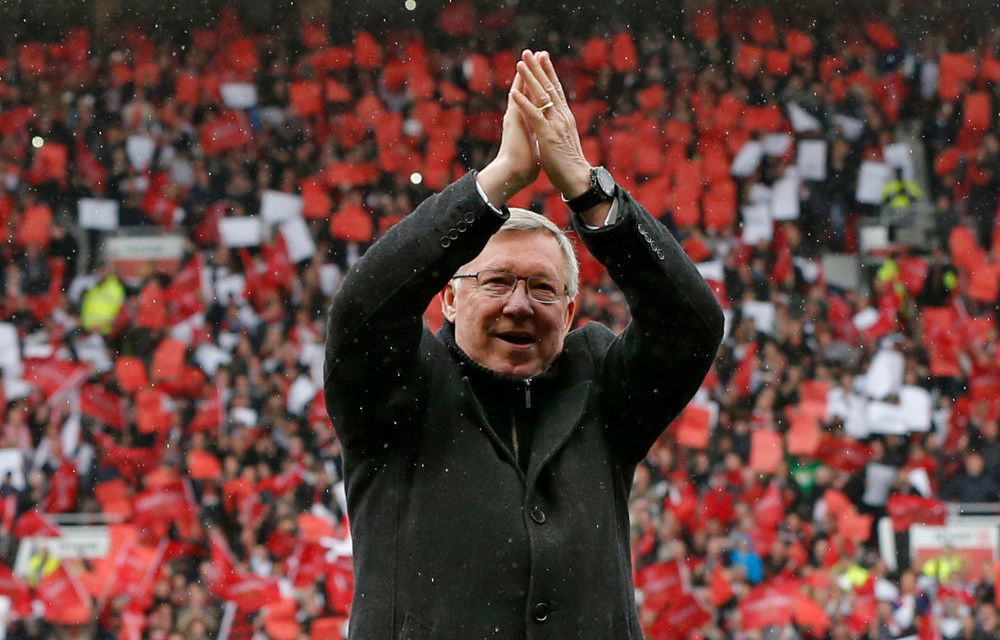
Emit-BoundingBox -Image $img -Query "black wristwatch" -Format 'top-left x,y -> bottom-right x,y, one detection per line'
563,166 -> 617,214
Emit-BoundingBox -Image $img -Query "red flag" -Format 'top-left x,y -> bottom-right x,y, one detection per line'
135,388 -> 172,434
325,556 -> 354,615
187,450 -> 222,480
739,579 -> 797,629
709,564 -> 734,606
224,572 -> 282,611
674,405 -> 711,449
749,429 -> 783,473
13,510 -> 60,537
636,561 -> 685,612
22,359 -> 90,404
794,592 -> 831,633
257,467 -> 304,498
650,592 -> 711,639
133,480 -> 195,536
816,438 -> 872,473
263,235 -> 295,291
80,384 -> 125,429
199,109 -> 252,154
209,530 -> 237,596
0,564 -> 33,618
727,343 -> 758,398
36,565 -> 92,625
189,386 -> 224,433
311,616 -> 347,640
752,481 -> 784,530
44,461 -> 78,513
887,494 -> 947,532
265,598 -> 300,640
166,255 -> 204,323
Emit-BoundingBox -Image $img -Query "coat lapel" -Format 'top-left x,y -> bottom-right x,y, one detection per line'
526,379 -> 592,488
462,377 -> 526,484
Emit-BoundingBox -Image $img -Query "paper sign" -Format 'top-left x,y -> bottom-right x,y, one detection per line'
220,82 -> 258,109
0,450 -> 25,490
883,142 -> 916,181
287,376 -> 318,416
832,114 -> 864,140
843,393 -> 870,439
215,274 -> 246,305
770,173 -> 800,220
787,102 -> 821,132
194,344 -> 232,376
908,468 -> 932,497
279,216 -> 317,263
742,300 -> 776,334
864,349 -> 905,400
763,133 -> 793,156
749,430 -> 783,473
793,257 -> 821,283
319,264 -> 341,296
862,463 -> 897,506
125,135 -> 156,171
748,183 -> 772,205
899,385 -> 932,432
219,216 -> 263,247
866,400 -> 907,435
731,141 -> 764,177
0,323 -> 21,381
797,140 -> 827,181
260,190 -> 303,225
856,161 -> 891,204
696,260 -> 724,283
77,198 -> 119,231
741,203 -> 773,245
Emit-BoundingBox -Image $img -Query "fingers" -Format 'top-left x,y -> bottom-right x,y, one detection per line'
537,51 -> 567,105
521,50 -> 561,108
517,58 -> 551,108
510,88 -> 547,130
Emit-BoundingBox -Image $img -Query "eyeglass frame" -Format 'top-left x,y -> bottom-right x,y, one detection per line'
450,269 -> 569,304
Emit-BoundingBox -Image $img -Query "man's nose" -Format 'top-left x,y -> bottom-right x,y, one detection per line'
502,280 -> 534,315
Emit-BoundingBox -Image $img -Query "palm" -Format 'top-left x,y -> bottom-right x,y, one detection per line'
497,74 -> 541,188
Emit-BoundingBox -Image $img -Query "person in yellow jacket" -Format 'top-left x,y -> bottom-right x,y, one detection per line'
921,546 -> 963,583
80,267 -> 125,335
881,167 -> 923,211
25,547 -> 59,587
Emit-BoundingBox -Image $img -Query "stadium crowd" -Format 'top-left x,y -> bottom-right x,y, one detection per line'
2,2 -> 1000,639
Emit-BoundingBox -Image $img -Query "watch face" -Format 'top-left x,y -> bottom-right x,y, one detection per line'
595,167 -> 616,197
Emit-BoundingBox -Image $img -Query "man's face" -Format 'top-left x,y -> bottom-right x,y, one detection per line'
442,229 -> 576,379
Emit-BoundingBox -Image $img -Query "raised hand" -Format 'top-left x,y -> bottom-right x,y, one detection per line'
477,72 -> 541,206
510,50 -> 593,200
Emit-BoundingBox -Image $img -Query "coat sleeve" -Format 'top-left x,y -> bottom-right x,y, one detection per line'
573,188 -> 725,465
324,172 -> 507,448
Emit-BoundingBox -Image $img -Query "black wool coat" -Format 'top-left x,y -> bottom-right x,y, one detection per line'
324,172 -> 724,640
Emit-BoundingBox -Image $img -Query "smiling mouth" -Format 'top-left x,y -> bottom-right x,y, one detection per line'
497,333 -> 535,346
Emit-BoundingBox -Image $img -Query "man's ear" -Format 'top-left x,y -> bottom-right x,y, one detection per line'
441,283 -> 458,322
563,297 -> 577,334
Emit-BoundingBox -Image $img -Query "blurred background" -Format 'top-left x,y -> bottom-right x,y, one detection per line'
2,0 -> 1000,638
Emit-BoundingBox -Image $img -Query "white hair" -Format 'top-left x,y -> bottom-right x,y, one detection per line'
455,207 -> 579,298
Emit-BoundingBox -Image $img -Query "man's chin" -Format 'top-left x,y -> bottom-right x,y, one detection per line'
487,357 -> 543,379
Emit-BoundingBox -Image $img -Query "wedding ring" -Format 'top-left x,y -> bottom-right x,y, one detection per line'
539,100 -> 555,111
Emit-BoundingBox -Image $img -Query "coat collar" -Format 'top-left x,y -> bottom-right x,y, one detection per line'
438,322 -> 593,485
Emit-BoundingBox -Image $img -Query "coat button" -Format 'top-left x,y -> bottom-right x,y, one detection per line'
529,505 -> 546,524
533,602 -> 549,622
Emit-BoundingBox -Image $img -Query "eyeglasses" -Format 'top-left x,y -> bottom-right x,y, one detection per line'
451,269 -> 568,304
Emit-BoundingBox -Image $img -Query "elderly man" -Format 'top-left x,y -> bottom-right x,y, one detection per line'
325,50 -> 723,639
